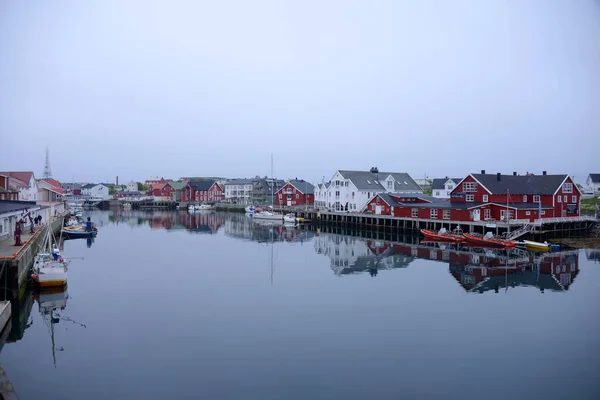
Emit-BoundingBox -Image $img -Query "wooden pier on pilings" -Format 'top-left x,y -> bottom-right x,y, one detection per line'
284,210 -> 597,241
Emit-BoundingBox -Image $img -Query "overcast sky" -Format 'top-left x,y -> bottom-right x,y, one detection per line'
1,0 -> 598,185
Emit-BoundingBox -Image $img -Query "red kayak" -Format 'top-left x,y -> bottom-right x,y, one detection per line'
462,233 -> 516,248
420,229 -> 465,243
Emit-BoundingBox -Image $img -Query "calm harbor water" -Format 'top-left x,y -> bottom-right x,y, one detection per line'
1,210 -> 600,399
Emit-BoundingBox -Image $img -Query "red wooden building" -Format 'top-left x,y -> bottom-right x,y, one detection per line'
275,180 -> 314,207
148,182 -> 172,198
184,180 -> 224,203
365,172 -> 581,223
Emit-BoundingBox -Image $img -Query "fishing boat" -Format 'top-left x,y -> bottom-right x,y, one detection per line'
463,232 -> 516,248
32,228 -> 68,288
521,240 -> 551,252
61,225 -> 98,239
420,228 -> 465,243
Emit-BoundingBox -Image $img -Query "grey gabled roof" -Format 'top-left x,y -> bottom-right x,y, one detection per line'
188,180 -> 216,191
589,174 -> 600,183
338,170 -> 421,192
471,173 -> 568,195
81,183 -> 97,189
225,179 -> 254,185
288,180 -> 314,194
431,178 -> 462,190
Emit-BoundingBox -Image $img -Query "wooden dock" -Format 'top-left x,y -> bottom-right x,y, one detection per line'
282,210 -> 597,240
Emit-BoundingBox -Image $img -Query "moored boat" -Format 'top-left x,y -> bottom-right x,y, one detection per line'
32,228 -> 68,288
253,211 -> 284,221
420,228 -> 465,243
283,213 -> 298,224
62,225 -> 98,239
522,240 -> 551,252
463,232 -> 516,248
197,204 -> 215,211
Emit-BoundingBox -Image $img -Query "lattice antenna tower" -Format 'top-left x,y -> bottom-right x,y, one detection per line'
43,147 -> 53,179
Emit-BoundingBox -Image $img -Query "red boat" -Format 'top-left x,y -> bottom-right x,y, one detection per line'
462,233 -> 516,248
420,229 -> 465,243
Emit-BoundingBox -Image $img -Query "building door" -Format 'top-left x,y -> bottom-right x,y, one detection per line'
287,195 -> 292,206
500,210 -> 506,221
375,205 -> 382,215
473,209 -> 480,221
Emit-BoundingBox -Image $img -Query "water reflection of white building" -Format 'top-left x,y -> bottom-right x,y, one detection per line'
314,233 -> 415,276
224,214 -> 254,241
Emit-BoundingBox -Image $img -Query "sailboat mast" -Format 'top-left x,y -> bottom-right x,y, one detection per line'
51,309 -> 57,367
271,153 -> 274,206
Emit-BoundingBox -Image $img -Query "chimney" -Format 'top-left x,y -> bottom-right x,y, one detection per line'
481,170 -> 485,174
116,176 -> 119,185
513,172 -> 517,176
543,170 -> 547,176
497,173 -> 501,181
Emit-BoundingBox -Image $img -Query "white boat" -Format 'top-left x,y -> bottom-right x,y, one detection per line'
122,202 -> 132,210
194,204 -> 201,210
188,204 -> 196,211
245,206 -> 256,213
283,214 -> 298,224
197,204 -> 215,210
32,228 -> 68,288
253,210 -> 284,221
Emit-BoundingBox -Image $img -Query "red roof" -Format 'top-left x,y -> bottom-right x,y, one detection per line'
40,179 -> 64,194
151,183 -> 167,190
0,171 -> 35,187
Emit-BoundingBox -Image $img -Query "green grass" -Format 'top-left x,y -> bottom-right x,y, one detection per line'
580,197 -> 599,214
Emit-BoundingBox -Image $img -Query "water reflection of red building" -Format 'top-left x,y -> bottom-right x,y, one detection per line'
181,212 -> 224,234
449,251 -> 579,293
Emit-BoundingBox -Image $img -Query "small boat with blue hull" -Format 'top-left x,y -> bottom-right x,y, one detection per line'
61,218 -> 98,239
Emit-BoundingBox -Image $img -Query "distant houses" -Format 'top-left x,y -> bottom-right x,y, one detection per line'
275,179 -> 314,207
586,174 -> 600,195
364,171 -> 582,222
431,177 -> 462,199
319,168 -> 422,212
81,183 -> 111,200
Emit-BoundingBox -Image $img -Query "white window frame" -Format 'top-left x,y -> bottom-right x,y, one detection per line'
430,209 -> 438,219
466,194 -> 474,202
563,183 -> 573,193
558,196 -> 561,203
523,195 -> 527,202
482,195 -> 488,202
484,209 -> 491,220
463,182 -> 476,192
526,211 -> 531,215
443,209 -> 450,219
563,195 -> 567,202
411,208 -> 418,218
571,195 -> 576,203
533,195 -> 540,203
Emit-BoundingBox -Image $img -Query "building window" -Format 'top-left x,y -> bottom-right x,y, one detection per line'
435,191 -> 440,196
572,196 -> 576,203
376,197 -> 380,204
447,185 -> 454,190
482,195 -> 488,202
533,195 -> 540,203
387,181 -> 393,189
484,209 -> 491,220
563,195 -> 567,202
430,209 -> 438,219
335,191 -> 340,197
541,211 -> 545,215
443,209 -> 450,219
526,211 -> 531,215
352,192 -> 355,198
466,194 -> 474,202
463,182 -> 477,192
563,183 -> 573,193
558,196 -> 561,203
411,208 -> 418,218
523,195 -> 527,202
296,194 -> 299,199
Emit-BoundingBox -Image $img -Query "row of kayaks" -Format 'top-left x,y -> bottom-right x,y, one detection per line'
420,229 -> 559,251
